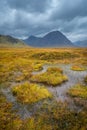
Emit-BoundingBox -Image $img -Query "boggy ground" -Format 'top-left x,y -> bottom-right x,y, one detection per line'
0,47 -> 87,130
30,67 -> 68,86
12,82 -> 52,104
67,84 -> 87,109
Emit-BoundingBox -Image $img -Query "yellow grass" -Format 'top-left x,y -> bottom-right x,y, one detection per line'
31,67 -> 68,86
12,82 -> 52,104
68,84 -> 87,99
71,65 -> 87,71
0,47 -> 87,130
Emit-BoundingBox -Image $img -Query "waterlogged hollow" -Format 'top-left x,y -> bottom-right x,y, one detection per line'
33,64 -> 87,110
2,64 -> 87,119
1,86 -> 32,119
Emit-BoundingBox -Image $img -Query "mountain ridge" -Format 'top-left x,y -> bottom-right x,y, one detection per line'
0,34 -> 26,47
24,31 -> 74,47
74,40 -> 87,47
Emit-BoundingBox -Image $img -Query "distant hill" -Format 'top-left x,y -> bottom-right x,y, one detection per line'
74,40 -> 87,47
0,35 -> 26,47
24,31 -> 74,47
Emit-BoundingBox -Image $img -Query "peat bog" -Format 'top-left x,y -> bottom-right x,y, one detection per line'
0,47 -> 87,130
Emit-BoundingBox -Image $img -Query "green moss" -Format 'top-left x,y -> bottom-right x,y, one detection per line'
12,82 -> 52,104
31,67 -> 68,86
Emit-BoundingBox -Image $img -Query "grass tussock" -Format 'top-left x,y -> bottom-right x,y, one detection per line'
31,51 -> 79,61
71,65 -> 87,71
0,48 -> 87,84
68,84 -> 87,108
0,48 -> 87,130
31,67 -> 68,86
84,76 -> 87,84
23,102 -> 87,130
12,82 -> 52,104
68,84 -> 87,99
33,62 -> 43,71
0,92 -> 22,130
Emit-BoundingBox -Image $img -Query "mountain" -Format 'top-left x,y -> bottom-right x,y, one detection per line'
0,34 -> 26,47
74,40 -> 87,47
24,31 -> 74,47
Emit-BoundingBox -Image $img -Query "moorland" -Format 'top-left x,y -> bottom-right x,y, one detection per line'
0,47 -> 87,130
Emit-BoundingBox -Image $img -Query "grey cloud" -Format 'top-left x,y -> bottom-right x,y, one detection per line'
7,0 -> 51,13
0,0 -> 87,41
51,0 -> 87,20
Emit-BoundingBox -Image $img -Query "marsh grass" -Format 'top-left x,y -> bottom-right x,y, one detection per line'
71,65 -> 87,71
84,76 -> 87,84
32,61 -> 44,71
0,47 -> 87,130
68,84 -> 87,99
0,48 -> 87,84
0,92 -> 22,130
22,102 -> 87,130
67,83 -> 87,109
12,82 -> 52,104
31,67 -> 68,86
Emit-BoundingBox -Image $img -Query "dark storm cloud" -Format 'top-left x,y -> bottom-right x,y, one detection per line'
51,0 -> 87,20
0,0 -> 87,41
7,0 -> 50,13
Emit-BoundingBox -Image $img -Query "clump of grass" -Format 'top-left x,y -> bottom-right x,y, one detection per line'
15,75 -> 25,82
31,67 -> 68,86
33,63 -> 43,71
0,48 -> 87,130
12,82 -> 52,104
68,84 -> 87,99
84,76 -> 87,84
23,102 -> 87,130
68,84 -> 87,108
31,51 -> 79,61
0,92 -> 22,130
47,67 -> 63,73
71,65 -> 87,71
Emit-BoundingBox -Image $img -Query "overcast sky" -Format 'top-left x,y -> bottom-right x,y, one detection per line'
0,0 -> 87,41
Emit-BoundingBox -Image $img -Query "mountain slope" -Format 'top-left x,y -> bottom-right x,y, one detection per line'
24,31 -> 74,47
74,40 -> 87,47
0,35 -> 26,47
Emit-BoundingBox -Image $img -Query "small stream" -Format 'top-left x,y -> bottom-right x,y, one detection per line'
2,64 -> 87,119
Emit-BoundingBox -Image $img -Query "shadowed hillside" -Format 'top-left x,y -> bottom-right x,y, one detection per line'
24,31 -> 74,47
0,35 -> 26,47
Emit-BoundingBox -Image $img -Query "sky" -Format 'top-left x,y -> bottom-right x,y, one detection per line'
0,0 -> 87,42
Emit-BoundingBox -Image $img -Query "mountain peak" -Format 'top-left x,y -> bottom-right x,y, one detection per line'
47,30 -> 62,34
24,30 -> 74,47
43,30 -> 65,39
